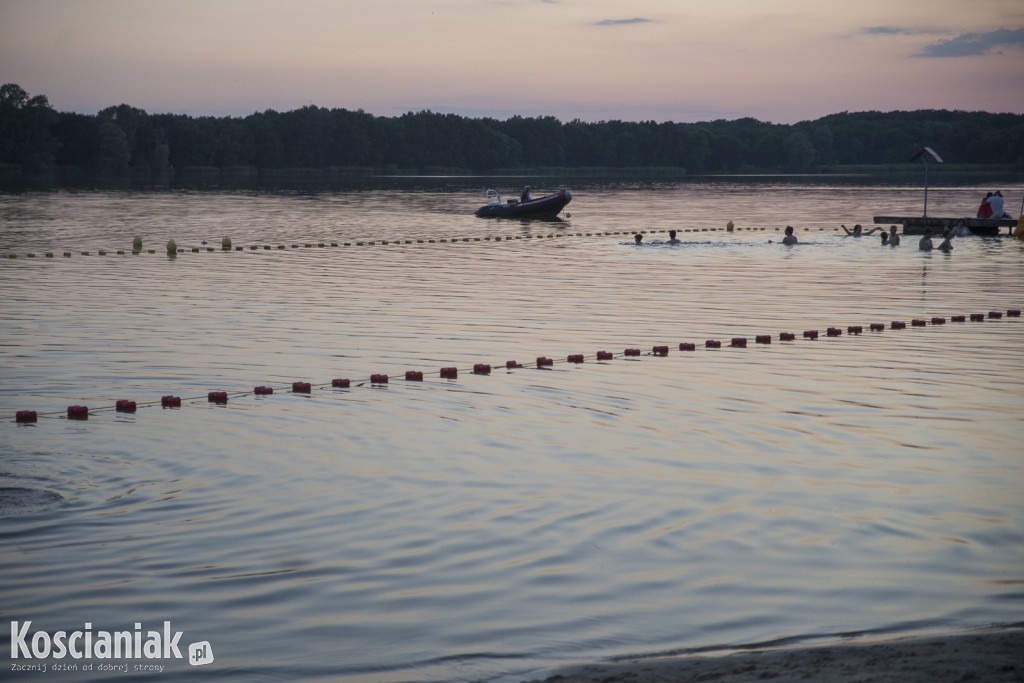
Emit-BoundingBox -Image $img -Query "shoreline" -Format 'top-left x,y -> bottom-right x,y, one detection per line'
528,628 -> 1024,683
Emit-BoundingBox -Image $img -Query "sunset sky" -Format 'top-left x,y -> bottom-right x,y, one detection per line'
1,0 -> 1023,124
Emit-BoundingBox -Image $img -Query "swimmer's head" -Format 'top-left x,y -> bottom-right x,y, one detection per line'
784,226 -> 794,235
634,233 -> 643,244
669,230 -> 677,239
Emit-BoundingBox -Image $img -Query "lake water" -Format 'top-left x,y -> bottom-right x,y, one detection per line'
1,179 -> 1023,682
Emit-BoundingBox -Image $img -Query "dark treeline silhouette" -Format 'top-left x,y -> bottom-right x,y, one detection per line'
2,83 -> 1023,178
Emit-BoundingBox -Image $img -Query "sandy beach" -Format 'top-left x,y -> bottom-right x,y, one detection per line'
531,628 -> 1024,683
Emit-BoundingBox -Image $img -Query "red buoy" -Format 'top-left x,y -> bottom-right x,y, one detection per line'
652,346 -> 669,356
847,326 -> 863,335
473,364 -> 491,375
869,323 -> 885,331
536,357 -> 553,368
596,351 -> 613,360
255,385 -> 275,394
930,317 -> 946,325
115,399 -> 137,413
67,405 -> 89,420
292,382 -> 312,393
679,342 -> 696,351
988,311 -> 1003,319
405,370 -> 423,381
803,330 -> 819,339
890,321 -> 906,329
969,313 -> 985,322
568,354 -> 585,363
951,315 -> 966,322
1008,309 -> 1021,317
730,337 -> 747,347
161,395 -> 181,407
826,327 -> 842,337
912,319 -> 927,327
624,348 -> 641,356
440,367 -> 458,378
779,332 -> 796,341
370,374 -> 389,384
16,410 -> 37,423
208,391 -> 228,403
705,340 -> 721,348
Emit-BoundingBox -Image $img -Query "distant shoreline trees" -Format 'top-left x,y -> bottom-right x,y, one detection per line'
2,83 -> 1022,180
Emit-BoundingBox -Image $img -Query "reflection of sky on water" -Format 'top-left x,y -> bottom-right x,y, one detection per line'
0,183 -> 1022,682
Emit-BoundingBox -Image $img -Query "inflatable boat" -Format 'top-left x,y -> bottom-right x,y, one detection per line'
475,189 -> 572,218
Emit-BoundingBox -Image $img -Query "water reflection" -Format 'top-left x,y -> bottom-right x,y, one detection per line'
0,183 -> 1022,683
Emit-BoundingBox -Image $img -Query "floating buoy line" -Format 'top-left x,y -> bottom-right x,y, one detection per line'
2,225 -> 854,260
12,308 -> 1020,424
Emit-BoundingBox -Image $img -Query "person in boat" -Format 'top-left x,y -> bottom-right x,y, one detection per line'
977,192 -> 994,218
841,224 -> 880,237
937,228 -> 954,252
782,226 -> 798,245
918,230 -> 934,251
520,185 -> 533,203
666,230 -> 682,245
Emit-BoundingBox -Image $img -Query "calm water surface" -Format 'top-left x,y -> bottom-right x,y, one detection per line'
1,180 -> 1023,682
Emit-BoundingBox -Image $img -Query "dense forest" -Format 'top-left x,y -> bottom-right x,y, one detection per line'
1,83 -> 1023,179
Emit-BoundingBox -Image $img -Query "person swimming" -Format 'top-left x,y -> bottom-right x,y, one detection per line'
634,233 -> 643,244
841,224 -> 881,237
782,226 -> 798,245
937,228 -> 954,252
666,230 -> 682,245
918,230 -> 934,251
888,225 -> 900,246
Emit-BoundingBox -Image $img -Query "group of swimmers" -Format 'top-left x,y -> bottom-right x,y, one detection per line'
917,228 -> 956,252
634,230 -> 683,245
780,221 -> 962,251
632,222 -> 965,251
784,223 -> 901,246
841,222 -> 963,251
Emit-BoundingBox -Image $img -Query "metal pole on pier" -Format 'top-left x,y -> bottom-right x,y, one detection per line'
909,147 -> 943,217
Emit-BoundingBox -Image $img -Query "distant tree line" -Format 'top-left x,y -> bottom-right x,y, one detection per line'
2,83 -> 1023,177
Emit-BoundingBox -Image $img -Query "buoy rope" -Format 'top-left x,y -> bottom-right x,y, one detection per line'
12,308 -> 1020,423
1,226 -> 849,260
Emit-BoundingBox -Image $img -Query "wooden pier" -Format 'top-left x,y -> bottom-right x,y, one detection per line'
872,216 -> 1018,236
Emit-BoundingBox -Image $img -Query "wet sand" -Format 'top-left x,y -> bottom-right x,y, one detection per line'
530,628 -> 1024,683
